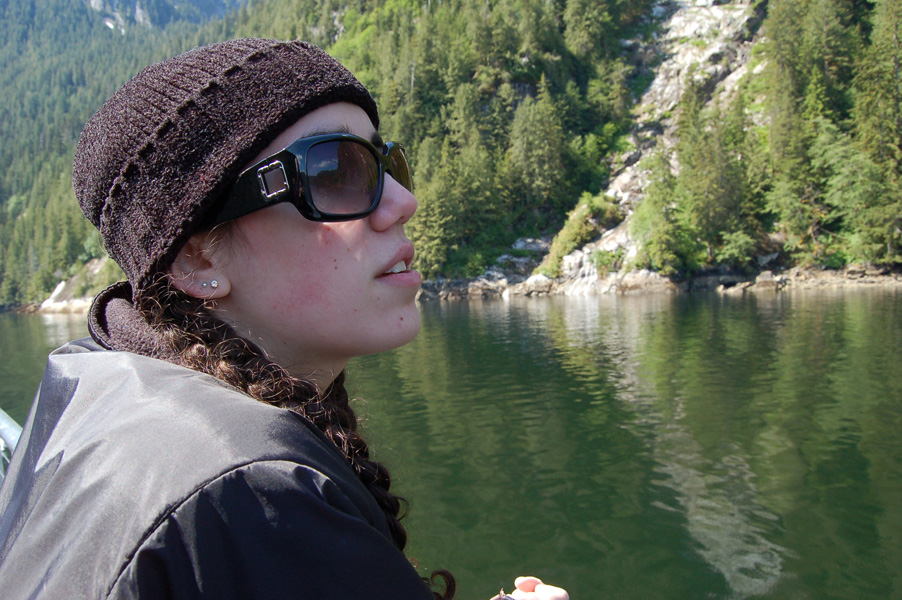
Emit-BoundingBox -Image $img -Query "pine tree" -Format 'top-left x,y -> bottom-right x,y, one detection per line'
763,0 -> 851,262
631,150 -> 694,276
564,0 -> 612,62
802,0 -> 858,120
854,0 -> 902,180
674,79 -> 747,265
504,76 -> 568,228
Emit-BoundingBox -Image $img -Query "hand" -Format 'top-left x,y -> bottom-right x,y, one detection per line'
491,576 -> 569,600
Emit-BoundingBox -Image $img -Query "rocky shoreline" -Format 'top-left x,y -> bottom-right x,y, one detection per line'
26,262 -> 902,314
23,236 -> 902,313
417,264 -> 902,302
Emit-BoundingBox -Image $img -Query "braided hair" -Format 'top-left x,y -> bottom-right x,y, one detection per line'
134,270 -> 455,600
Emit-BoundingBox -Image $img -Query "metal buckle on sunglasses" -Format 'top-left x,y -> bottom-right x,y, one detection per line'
205,133 -> 410,227
256,160 -> 290,199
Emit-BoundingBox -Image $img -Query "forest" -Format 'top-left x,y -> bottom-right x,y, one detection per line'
0,0 -> 899,307
631,0 -> 901,277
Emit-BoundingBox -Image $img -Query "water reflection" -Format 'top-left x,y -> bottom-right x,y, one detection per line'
515,295 -> 788,598
0,312 -> 87,423
352,289 -> 902,599
40,313 -> 90,348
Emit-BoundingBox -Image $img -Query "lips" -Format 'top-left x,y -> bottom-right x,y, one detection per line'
378,242 -> 415,277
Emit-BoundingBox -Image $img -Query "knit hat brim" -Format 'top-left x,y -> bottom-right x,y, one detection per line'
73,39 -> 379,292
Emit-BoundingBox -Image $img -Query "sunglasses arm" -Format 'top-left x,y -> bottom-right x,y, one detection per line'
205,151 -> 297,226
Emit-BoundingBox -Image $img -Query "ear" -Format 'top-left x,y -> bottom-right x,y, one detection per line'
167,233 -> 231,299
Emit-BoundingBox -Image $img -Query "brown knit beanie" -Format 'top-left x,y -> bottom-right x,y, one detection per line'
73,38 -> 378,293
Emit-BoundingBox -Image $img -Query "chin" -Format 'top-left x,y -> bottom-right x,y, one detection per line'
379,305 -> 422,352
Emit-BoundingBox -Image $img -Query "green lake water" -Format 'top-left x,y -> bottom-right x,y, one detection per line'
2,289 -> 901,599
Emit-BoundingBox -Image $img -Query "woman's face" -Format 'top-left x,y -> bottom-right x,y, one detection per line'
209,103 -> 421,385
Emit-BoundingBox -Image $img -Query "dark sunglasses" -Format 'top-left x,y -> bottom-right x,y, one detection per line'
206,133 -> 412,226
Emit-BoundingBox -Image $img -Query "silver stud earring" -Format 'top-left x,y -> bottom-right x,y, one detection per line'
201,282 -> 208,289
210,280 -> 219,289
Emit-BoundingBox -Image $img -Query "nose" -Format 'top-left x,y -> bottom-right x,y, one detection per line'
369,174 -> 417,231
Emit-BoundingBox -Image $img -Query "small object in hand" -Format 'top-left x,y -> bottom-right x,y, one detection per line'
494,589 -> 517,600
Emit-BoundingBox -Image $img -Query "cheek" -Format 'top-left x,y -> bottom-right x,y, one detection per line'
316,225 -> 346,270
271,225 -> 362,312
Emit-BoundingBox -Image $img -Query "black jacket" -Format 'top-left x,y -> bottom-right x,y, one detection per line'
0,337 -> 433,599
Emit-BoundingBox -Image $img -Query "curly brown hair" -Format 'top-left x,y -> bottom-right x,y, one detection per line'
134,265 -> 454,600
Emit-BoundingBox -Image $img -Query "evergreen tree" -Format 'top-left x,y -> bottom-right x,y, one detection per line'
564,0 -> 612,62
813,118 -> 901,262
504,77 -> 568,227
631,150 -> 693,276
764,0 -> 844,262
801,0 -> 858,120
854,0 -> 902,181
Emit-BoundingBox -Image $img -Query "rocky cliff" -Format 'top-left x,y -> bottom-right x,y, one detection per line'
518,0 -> 765,297
86,0 -> 242,31
419,0 -> 767,301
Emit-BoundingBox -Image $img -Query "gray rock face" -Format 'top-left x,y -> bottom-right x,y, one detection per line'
609,0 -> 759,209
438,3 -> 766,300
87,0 -> 242,30
552,0 -> 762,296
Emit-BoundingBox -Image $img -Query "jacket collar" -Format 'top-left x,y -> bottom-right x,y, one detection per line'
88,281 -> 178,362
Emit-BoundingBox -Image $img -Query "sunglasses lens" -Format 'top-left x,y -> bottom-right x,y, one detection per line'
307,140 -> 380,216
387,145 -> 413,191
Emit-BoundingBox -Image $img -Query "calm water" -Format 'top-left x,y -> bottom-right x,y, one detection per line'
2,290 -> 901,599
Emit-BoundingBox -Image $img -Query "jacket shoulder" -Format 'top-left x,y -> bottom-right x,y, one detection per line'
0,343 -> 395,599
110,459 -> 433,600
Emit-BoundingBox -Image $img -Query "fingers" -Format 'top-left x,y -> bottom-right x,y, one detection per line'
512,576 -> 570,600
534,583 -> 569,600
514,576 -> 543,593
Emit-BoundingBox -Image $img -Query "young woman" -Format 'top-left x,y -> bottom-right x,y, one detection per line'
0,39 -> 568,600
